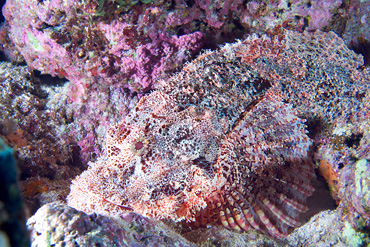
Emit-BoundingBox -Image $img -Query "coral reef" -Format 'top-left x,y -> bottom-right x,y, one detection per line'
0,61 -> 133,212
46,79 -> 135,163
0,138 -> 29,247
288,209 -> 369,246
2,0 -> 356,101
0,62 -> 76,211
2,0 -> 204,97
314,104 -> 370,230
27,202 -> 195,247
340,0 -> 370,65
28,202 -> 369,246
1,0 -> 370,241
0,62 -> 72,168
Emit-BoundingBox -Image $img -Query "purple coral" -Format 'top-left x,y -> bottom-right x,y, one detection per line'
285,0 -> 343,31
315,117 -> 370,230
2,0 -> 204,98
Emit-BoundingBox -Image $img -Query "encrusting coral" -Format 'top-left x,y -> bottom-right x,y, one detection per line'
68,29 -> 370,239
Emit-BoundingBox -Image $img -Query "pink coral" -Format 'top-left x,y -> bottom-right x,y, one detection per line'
315,113 -> 370,229
2,0 -> 204,96
287,0 -> 343,31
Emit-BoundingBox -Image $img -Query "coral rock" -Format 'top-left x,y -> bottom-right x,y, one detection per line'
27,202 -> 195,247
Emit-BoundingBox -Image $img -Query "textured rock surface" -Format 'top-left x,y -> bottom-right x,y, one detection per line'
314,100 -> 370,230
28,203 -> 368,246
27,202 -> 195,247
2,0 -> 204,95
0,61 -> 135,212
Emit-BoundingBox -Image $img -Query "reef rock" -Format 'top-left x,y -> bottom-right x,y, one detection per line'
27,202 -> 195,247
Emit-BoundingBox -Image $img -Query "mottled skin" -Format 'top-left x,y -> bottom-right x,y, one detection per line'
68,30 -> 370,238
68,89 -> 313,238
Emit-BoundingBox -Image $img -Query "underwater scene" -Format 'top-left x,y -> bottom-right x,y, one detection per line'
0,0 -> 370,246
